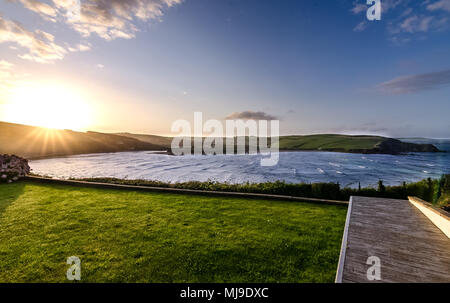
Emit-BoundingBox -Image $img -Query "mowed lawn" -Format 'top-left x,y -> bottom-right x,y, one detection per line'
0,182 -> 347,283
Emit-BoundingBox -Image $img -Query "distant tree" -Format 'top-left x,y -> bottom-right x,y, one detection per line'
377,180 -> 385,193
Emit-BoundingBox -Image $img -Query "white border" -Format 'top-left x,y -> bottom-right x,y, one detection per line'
335,196 -> 353,283
409,197 -> 450,239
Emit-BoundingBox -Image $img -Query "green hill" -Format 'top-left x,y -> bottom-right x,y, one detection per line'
279,134 -> 440,154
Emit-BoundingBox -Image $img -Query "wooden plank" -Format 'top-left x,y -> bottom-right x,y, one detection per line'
336,196 -> 450,283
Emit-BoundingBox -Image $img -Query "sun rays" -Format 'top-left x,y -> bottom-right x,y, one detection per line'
2,82 -> 93,131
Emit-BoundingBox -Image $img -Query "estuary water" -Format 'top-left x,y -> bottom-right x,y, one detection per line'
30,145 -> 450,188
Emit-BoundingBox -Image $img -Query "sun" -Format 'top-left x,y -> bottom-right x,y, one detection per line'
2,82 -> 93,130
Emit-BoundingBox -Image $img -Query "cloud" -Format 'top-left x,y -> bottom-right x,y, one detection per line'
50,0 -> 182,40
353,21 -> 368,32
427,0 -> 450,12
2,0 -> 183,64
0,60 -> 29,96
351,3 -> 367,14
381,0 -> 404,12
377,69 -> 450,94
226,111 -> 278,121
0,60 -> 14,69
68,43 -> 91,52
96,63 -> 104,68
17,0 -> 58,21
0,16 -> 67,63
399,15 -> 434,33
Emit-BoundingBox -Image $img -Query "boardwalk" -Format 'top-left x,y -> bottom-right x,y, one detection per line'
336,196 -> 450,283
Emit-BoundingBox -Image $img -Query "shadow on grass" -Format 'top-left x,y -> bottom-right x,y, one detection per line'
0,181 -> 26,218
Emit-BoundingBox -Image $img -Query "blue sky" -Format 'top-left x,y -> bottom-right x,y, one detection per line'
0,0 -> 450,137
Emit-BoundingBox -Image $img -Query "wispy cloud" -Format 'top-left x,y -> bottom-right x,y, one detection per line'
18,0 -> 58,21
378,69 -> 450,94
226,111 -> 278,121
353,21 -> 367,32
0,60 -> 14,70
0,60 -> 29,96
1,0 -> 183,64
0,16 -> 67,63
399,15 -> 434,33
351,3 -> 367,14
427,0 -> 450,12
45,0 -> 182,40
68,43 -> 91,52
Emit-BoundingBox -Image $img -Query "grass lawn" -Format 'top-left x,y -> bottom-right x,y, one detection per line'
0,181 -> 347,283
279,134 -> 384,151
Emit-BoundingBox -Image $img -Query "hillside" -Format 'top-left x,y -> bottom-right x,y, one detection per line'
0,122 -> 441,159
0,121 -> 166,159
118,133 -> 440,155
116,133 -> 172,148
111,133 -> 443,155
279,134 -> 440,154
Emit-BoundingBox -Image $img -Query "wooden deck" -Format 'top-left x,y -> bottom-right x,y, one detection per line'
336,196 -> 450,283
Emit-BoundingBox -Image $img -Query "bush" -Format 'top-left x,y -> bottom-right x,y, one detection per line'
73,175 -> 448,207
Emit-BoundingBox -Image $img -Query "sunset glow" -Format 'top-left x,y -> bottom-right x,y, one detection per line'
2,83 -> 93,130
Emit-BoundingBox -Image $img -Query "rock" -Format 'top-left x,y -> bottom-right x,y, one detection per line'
0,154 -> 30,183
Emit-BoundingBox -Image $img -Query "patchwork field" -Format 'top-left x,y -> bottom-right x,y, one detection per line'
0,182 -> 346,282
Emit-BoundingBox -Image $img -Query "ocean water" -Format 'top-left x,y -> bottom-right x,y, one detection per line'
30,149 -> 450,188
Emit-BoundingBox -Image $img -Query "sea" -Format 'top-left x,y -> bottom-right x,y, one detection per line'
30,139 -> 450,188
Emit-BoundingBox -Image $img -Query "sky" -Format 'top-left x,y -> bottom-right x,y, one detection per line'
0,0 -> 450,138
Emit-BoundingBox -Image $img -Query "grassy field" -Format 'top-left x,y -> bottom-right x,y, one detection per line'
279,134 -> 384,151
0,181 -> 346,283
279,134 -> 439,153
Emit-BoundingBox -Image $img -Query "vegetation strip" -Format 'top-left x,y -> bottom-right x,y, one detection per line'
31,175 -> 449,210
24,176 -> 349,206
